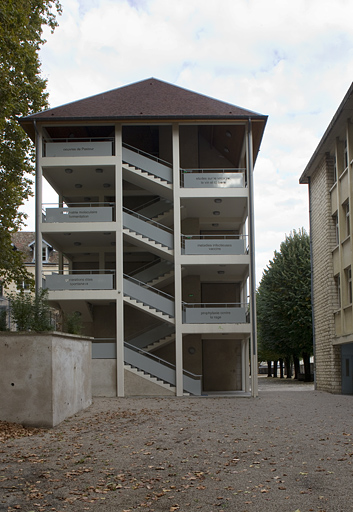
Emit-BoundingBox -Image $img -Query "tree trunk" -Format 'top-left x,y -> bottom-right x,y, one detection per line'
302,352 -> 312,381
267,361 -> 272,377
285,357 -> 292,378
273,360 -> 278,377
293,356 -> 300,380
279,358 -> 284,378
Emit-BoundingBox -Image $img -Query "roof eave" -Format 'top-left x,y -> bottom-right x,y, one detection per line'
299,82 -> 353,185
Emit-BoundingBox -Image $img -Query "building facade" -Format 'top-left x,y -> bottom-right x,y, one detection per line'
20,78 -> 267,397
0,232 -> 62,329
300,83 -> 353,394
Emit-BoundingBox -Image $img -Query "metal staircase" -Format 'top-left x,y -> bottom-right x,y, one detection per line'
123,274 -> 175,323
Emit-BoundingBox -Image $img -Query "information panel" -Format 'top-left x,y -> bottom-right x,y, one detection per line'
184,172 -> 244,188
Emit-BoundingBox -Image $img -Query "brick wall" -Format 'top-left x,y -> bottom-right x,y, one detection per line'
310,154 -> 342,393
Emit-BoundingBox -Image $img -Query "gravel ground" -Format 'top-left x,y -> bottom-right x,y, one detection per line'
1,377 -> 352,512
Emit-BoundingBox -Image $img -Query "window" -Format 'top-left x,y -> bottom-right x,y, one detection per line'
345,201 -> 350,238
333,154 -> 337,183
17,280 -> 31,292
344,139 -> 348,169
42,245 -> 49,262
335,274 -> 341,308
333,212 -> 339,245
30,242 -> 50,263
347,267 -> 352,305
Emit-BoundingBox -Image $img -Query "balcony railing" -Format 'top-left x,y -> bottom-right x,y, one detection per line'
181,168 -> 246,188
42,202 -> 115,223
43,136 -> 115,157
181,234 -> 248,255
182,302 -> 249,324
44,270 -> 115,291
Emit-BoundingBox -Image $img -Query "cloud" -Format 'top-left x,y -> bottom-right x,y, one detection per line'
24,0 -> 353,283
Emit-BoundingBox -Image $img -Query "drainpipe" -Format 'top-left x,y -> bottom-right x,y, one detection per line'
247,118 -> 258,397
34,120 -> 42,295
308,176 -> 316,389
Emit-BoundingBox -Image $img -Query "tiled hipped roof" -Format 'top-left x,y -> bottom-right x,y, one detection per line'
21,78 -> 264,122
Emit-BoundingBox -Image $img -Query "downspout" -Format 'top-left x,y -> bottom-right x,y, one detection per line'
308,177 -> 316,389
247,118 -> 258,397
34,120 -> 42,296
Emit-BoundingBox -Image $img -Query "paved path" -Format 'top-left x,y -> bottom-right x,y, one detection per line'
1,378 -> 352,512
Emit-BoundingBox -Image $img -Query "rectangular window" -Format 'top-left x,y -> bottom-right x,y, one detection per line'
333,154 -> 337,183
333,212 -> 339,245
346,201 -> 350,238
335,274 -> 341,308
347,267 -> 352,304
344,139 -> 348,169
42,246 -> 48,262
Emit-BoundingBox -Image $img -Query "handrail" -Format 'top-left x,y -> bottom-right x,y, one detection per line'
124,341 -> 202,380
124,321 -> 166,342
123,273 -> 174,301
123,142 -> 172,168
43,202 -> 115,208
43,269 -> 115,275
182,302 -> 248,309
181,234 -> 247,241
129,258 -> 162,277
43,136 -> 115,143
181,167 -> 245,173
123,207 -> 174,234
133,197 -> 166,213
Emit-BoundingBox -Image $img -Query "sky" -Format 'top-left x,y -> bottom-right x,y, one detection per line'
23,0 -> 353,283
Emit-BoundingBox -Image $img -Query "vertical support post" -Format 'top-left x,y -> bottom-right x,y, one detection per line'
115,123 -> 125,397
172,123 -> 183,396
245,338 -> 250,393
34,121 -> 43,294
241,339 -> 246,391
247,119 -> 258,397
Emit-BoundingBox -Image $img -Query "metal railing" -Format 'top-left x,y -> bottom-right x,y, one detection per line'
123,274 -> 174,302
123,207 -> 174,235
123,142 -> 172,169
124,341 -> 202,395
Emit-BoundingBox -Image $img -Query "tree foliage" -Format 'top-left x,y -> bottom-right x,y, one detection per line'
257,228 -> 313,379
0,0 -> 61,288
8,288 -> 54,331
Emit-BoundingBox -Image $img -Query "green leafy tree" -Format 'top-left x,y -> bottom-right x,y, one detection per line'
0,0 -> 62,288
9,288 -> 54,331
257,228 -> 313,381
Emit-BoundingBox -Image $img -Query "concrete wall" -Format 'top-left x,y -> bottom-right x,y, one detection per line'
92,359 -> 117,397
0,332 -> 92,427
311,155 -> 342,393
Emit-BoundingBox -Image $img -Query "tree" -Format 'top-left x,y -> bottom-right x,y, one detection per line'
0,0 -> 62,288
257,228 -> 313,381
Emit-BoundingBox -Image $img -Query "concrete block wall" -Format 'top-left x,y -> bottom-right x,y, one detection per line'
311,154 -> 342,393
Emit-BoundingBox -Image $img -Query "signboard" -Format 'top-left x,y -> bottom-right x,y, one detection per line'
45,207 -> 113,223
46,274 -> 113,290
184,172 -> 244,188
184,239 -> 245,255
185,307 -> 246,324
46,141 -> 112,157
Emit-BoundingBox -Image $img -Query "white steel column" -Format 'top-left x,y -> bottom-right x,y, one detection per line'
245,338 -> 250,393
241,339 -> 246,391
115,124 -> 125,397
247,119 -> 258,397
172,123 -> 183,396
34,121 -> 43,294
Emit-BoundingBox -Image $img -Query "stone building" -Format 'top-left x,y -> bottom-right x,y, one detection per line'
19,78 -> 267,397
300,83 -> 353,394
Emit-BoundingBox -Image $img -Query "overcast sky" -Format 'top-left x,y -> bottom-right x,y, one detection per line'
23,0 -> 353,283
